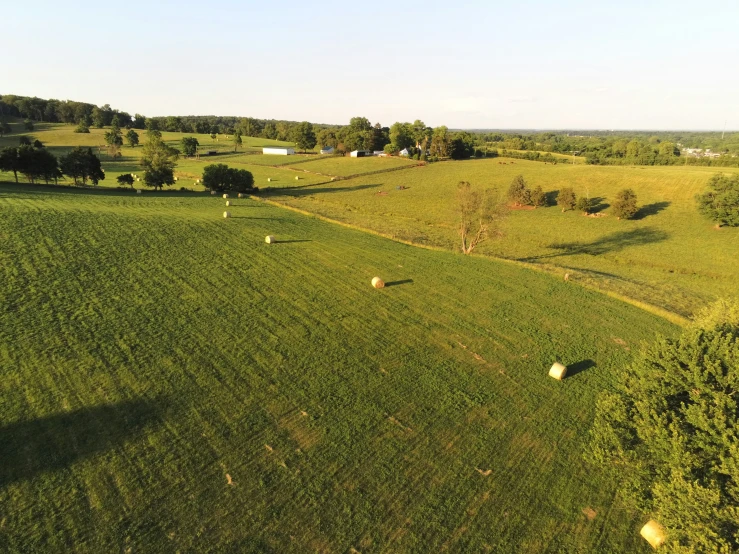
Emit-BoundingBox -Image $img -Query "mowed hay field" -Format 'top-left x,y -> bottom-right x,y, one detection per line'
0,185 -> 676,552
264,159 -> 739,318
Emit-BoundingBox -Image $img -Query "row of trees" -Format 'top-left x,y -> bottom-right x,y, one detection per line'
0,140 -> 104,186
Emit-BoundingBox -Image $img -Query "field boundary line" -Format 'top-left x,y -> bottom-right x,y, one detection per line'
253,196 -> 690,327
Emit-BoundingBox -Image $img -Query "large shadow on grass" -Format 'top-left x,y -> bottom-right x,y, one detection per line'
633,201 -> 671,220
0,182 -> 206,198
0,398 -> 164,487
260,182 -> 381,198
520,227 -> 670,261
566,359 -> 596,378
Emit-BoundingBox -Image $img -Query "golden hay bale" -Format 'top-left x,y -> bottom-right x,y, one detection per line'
136,189 -> 142,194
295,176 -> 299,180
225,200 -> 231,206
238,193 -> 244,198
223,193 -> 229,199
371,277 -> 385,289
267,178 -> 272,182
210,191 -> 216,195
223,211 -> 231,218
640,520 -> 666,549
265,235 -> 275,244
549,362 -> 567,380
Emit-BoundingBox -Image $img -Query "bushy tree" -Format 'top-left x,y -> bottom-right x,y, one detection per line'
0,147 -> 20,182
104,116 -> 123,149
557,187 -> 577,212
507,174 -> 531,205
74,121 -> 90,133
530,185 -> 546,207
576,196 -> 594,214
125,129 -> 139,148
588,299 -> 739,552
140,135 -> 178,190
17,145 -> 60,184
201,163 -> 255,193
292,121 -> 317,152
117,174 -> 135,187
457,181 -> 506,254
18,136 -> 31,146
611,188 -> 639,219
59,147 -> 105,185
181,136 -> 199,157
233,131 -> 243,152
23,119 -> 33,131
449,133 -> 475,160
696,173 -> 739,227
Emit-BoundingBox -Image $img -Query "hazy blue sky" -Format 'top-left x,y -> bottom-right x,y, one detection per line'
6,1 -> 738,129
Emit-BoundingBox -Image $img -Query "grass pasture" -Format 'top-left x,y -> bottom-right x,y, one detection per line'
0,184 -> 676,552
265,158 -> 739,318
281,155 -> 420,177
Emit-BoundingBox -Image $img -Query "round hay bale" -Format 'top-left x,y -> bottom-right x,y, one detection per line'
174,177 -> 178,181
640,520 -> 666,550
210,191 -> 216,195
267,178 -> 272,182
295,176 -> 299,180
371,277 -> 385,289
238,193 -> 244,198
223,211 -> 231,218
265,235 -> 275,244
549,362 -> 567,381
136,189 -> 142,194
136,178 -> 140,182
225,200 -> 231,207
223,193 -> 229,199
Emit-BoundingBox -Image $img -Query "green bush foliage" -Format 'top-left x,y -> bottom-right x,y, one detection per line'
202,163 -> 255,193
507,174 -> 531,205
588,299 -> 739,552
696,173 -> 739,227
611,188 -> 639,219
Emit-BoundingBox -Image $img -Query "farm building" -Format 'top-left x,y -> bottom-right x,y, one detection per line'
399,148 -> 410,157
263,147 -> 295,155
320,146 -> 334,155
350,150 -> 372,158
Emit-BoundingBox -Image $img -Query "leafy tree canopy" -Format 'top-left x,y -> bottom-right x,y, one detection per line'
611,188 -> 639,219
201,163 -> 255,193
696,173 -> 739,227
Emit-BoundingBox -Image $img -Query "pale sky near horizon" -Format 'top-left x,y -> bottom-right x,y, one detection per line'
5,0 -> 738,130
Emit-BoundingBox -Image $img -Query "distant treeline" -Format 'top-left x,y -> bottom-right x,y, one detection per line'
4,94 -> 739,166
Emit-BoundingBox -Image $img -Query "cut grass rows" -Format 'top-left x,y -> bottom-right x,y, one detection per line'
0,187 -> 674,552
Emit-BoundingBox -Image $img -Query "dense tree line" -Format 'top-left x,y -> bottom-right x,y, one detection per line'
0,138 -> 104,186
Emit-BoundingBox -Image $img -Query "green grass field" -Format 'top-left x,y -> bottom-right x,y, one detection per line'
282,156 -> 420,177
0,184 -> 675,552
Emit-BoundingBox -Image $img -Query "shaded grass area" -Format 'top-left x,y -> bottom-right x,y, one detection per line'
0,186 -> 674,553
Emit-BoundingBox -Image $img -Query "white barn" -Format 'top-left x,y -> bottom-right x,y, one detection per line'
320,146 -> 334,155
399,148 -> 410,157
350,150 -> 371,158
263,147 -> 295,155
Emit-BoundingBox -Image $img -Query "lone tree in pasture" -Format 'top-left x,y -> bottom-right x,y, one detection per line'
181,136 -> 199,157
507,174 -> 531,206
557,187 -> 577,212
292,121 -> 317,152
126,129 -> 140,148
59,147 -> 105,186
202,163 -> 254,193
588,299 -> 739,552
530,185 -> 546,207
0,147 -> 21,183
233,131 -> 242,152
576,196 -> 594,214
140,134 -> 179,190
611,188 -> 639,220
457,181 -> 506,254
696,173 -> 739,227
117,174 -> 135,188
74,121 -> 90,133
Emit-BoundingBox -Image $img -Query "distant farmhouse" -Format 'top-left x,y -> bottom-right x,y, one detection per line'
399,148 -> 410,157
681,147 -> 721,159
263,146 -> 295,155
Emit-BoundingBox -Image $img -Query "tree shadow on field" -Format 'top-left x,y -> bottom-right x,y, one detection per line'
545,190 -> 559,205
0,397 -> 165,487
385,279 -> 414,287
273,239 -> 312,244
259,182 -> 381,198
566,359 -> 596,378
633,201 -> 671,220
519,227 -> 670,261
589,197 -> 609,213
